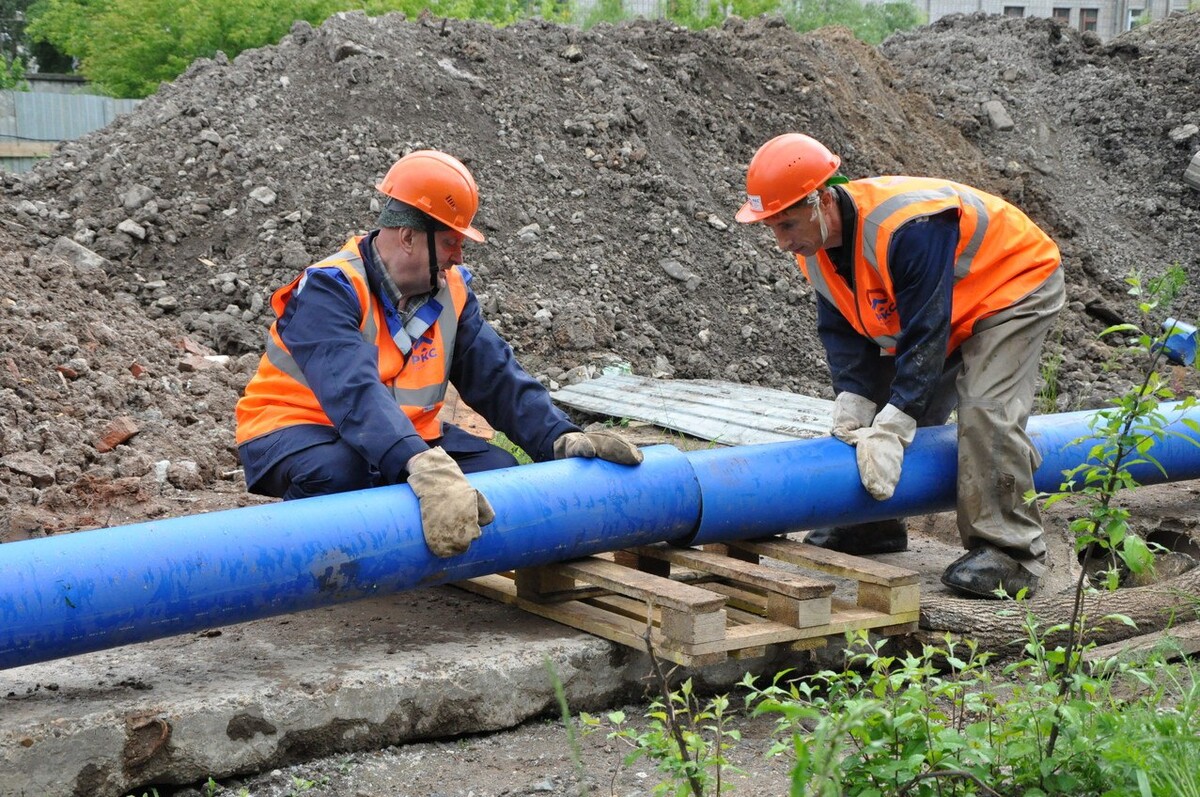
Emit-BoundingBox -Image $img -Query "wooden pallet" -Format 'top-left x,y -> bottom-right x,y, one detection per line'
454,537 -> 919,667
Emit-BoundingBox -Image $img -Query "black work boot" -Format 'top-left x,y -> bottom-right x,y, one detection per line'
941,545 -> 1040,599
803,519 -> 908,555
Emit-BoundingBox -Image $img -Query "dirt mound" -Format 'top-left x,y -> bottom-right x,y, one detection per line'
1,11 -> 1198,535
884,11 -> 1200,281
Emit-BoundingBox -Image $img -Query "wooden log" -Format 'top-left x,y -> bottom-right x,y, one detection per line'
918,567 -> 1200,654
1083,620 -> 1200,668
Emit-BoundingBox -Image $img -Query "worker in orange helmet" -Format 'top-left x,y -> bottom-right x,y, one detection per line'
736,133 -> 1064,598
236,150 -> 642,559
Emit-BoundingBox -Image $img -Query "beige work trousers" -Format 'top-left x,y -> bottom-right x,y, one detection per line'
955,268 -> 1065,576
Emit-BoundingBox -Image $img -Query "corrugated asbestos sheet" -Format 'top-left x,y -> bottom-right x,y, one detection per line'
551,374 -> 834,446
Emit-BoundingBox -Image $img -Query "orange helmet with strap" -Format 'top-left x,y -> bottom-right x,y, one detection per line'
376,150 -> 485,242
735,134 -> 841,223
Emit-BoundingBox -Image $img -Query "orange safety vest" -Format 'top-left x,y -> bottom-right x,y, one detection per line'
797,177 -> 1060,354
235,235 -> 468,446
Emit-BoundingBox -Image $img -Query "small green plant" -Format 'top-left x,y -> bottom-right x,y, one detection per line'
1037,324 -> 1066,413
491,431 -> 533,464
546,657 -> 590,796
583,687 -> 744,796
744,630 -> 1200,796
1034,264 -> 1198,750
581,630 -> 743,796
288,773 -> 321,794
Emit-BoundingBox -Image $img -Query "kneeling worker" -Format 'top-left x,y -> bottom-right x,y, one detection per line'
735,133 -> 1064,598
236,150 -> 642,558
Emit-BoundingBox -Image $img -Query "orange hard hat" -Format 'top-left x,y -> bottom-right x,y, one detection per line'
735,134 -> 841,223
376,150 -> 485,242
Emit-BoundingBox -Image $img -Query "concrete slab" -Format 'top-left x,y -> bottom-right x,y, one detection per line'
0,584 -> 771,797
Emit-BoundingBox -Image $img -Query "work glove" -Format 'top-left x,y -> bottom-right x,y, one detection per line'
838,404 -> 917,501
406,447 -> 496,558
553,430 -> 644,465
829,392 -> 878,441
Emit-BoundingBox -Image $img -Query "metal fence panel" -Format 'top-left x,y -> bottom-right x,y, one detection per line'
0,90 -> 141,173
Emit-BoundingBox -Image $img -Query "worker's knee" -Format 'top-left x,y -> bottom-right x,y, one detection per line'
273,442 -> 375,500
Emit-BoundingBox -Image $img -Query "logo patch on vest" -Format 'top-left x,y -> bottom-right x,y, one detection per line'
410,333 -> 440,364
867,289 -> 896,323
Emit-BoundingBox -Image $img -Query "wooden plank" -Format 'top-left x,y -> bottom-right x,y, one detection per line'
612,549 -> 671,577
1083,621 -> 1200,667
661,607 -> 727,645
731,537 -> 919,586
0,141 -> 56,158
857,582 -> 920,615
457,575 -> 915,657
704,542 -> 759,565
659,618 -> 806,655
556,557 -> 727,613
767,592 -> 832,628
514,567 -> 576,600
453,573 -> 724,665
630,543 -> 835,599
701,582 -> 768,615
702,582 -> 834,630
456,572 -> 520,605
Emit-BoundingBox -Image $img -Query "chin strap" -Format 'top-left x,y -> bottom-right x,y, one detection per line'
425,218 -> 439,293
805,190 -> 829,245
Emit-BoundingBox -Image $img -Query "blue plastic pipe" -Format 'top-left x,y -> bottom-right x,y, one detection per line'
2,403 -> 1199,670
686,405 -> 1200,544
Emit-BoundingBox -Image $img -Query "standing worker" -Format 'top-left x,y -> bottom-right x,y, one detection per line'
236,150 -> 642,559
734,133 -> 1064,598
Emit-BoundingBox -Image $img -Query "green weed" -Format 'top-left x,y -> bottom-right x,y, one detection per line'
491,430 -> 533,465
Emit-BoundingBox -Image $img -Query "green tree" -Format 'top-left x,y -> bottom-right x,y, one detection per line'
26,0 -> 557,97
27,0 -> 346,97
661,0 -> 724,29
785,0 -> 922,44
0,0 -> 30,65
0,0 -> 47,86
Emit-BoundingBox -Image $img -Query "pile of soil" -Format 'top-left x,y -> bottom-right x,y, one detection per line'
3,11 -> 1198,535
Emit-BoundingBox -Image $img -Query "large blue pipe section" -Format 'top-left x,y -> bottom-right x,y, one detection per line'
2,404 -> 1199,670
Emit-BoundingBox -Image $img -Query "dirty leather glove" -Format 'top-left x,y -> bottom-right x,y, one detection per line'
841,404 -> 917,501
406,447 -> 496,558
553,430 -> 644,465
830,392 -> 878,441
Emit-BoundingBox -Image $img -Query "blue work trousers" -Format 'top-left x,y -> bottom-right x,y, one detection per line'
254,424 -> 519,501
